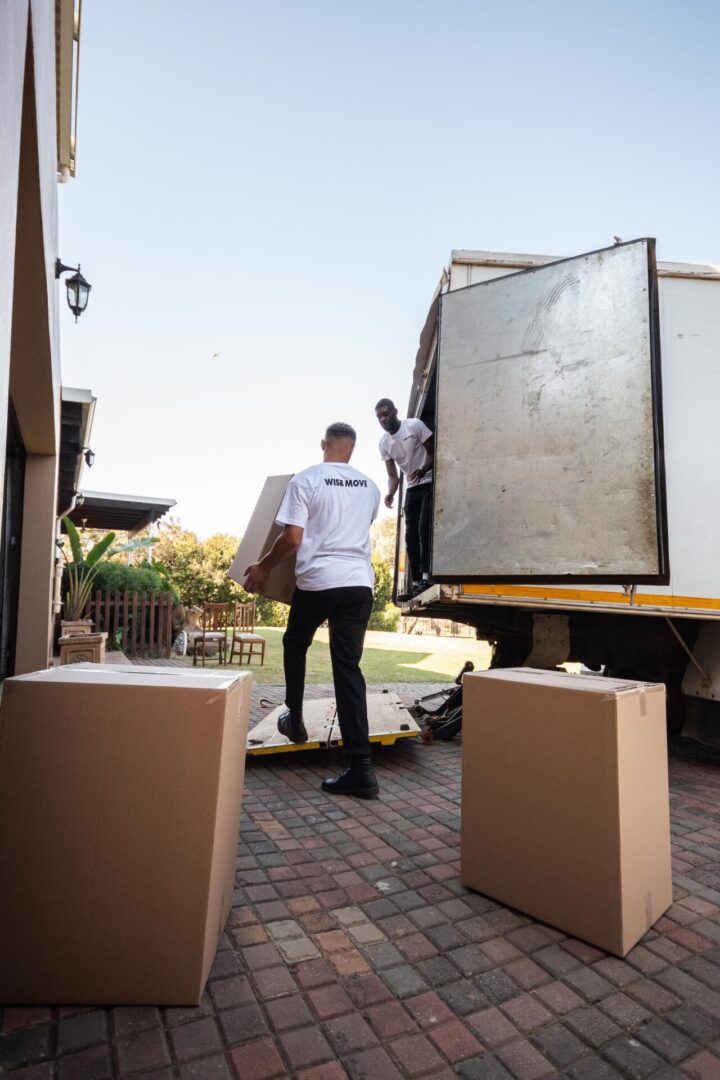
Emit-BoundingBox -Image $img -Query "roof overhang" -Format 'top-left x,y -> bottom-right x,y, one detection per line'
56,0 -> 82,180
58,386 -> 96,516
64,491 -> 177,535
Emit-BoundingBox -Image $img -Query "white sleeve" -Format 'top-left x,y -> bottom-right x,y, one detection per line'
371,485 -> 381,523
410,418 -> 433,443
379,436 -> 391,462
275,476 -> 310,528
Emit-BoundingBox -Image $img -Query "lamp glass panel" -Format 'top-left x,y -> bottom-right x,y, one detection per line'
66,279 -> 80,313
76,281 -> 90,310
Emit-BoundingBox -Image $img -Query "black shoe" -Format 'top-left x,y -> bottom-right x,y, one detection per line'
321,756 -> 379,799
277,709 -> 308,744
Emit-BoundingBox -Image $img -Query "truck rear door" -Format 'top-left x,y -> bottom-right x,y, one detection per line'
433,238 -> 668,584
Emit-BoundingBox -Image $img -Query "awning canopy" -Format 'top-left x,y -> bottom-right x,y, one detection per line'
64,491 -> 176,535
58,387 -> 96,516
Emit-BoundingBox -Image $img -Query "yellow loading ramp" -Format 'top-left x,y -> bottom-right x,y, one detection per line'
247,693 -> 421,755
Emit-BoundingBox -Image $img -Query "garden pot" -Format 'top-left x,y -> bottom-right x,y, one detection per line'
60,619 -> 93,637
59,632 -> 107,665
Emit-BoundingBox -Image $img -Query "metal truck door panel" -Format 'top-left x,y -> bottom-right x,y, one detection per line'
433,239 -> 668,583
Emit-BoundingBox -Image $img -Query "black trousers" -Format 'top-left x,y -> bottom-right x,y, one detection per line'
404,482 -> 433,581
283,586 -> 374,759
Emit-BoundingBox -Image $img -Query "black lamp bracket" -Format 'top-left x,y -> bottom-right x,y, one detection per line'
55,258 -> 80,278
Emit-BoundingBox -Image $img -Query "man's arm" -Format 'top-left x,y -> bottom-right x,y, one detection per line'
384,460 -> 400,509
410,434 -> 434,483
244,524 -> 303,593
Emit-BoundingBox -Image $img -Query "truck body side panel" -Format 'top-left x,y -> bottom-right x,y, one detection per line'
412,251 -> 720,620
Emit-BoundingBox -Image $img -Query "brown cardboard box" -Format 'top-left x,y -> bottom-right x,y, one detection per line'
461,668 -> 672,957
228,474 -> 295,604
0,664 -> 251,1004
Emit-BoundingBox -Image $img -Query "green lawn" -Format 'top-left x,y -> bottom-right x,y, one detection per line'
180,627 -> 492,684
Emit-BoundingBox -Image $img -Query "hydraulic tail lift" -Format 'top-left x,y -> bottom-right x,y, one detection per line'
246,692 -> 421,755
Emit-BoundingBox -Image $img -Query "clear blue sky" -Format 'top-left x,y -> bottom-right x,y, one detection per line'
60,0 -> 720,537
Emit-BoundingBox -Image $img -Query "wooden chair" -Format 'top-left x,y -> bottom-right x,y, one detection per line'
190,602 -> 231,666
229,601 -> 266,666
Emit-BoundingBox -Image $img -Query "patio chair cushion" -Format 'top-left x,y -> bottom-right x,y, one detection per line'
233,632 -> 265,643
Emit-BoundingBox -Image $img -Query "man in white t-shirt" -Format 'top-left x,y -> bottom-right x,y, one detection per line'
375,398 -> 434,599
244,422 -> 382,799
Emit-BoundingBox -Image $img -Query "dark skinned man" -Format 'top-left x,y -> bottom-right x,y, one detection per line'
375,398 -> 434,599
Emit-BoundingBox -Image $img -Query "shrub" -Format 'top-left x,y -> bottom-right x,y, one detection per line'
85,561 -> 176,598
60,517 -> 158,619
368,606 -> 401,632
367,555 -> 400,632
372,555 -> 394,611
254,597 -> 288,627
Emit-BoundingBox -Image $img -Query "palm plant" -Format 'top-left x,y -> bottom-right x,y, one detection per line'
62,516 -> 159,621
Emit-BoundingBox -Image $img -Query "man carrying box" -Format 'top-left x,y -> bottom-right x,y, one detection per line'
244,422 -> 382,799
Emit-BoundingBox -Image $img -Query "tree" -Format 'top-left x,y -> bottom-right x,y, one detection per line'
371,517 -> 398,568
152,520 -> 287,626
369,553 -> 400,632
142,518 -> 400,631
372,555 -> 394,610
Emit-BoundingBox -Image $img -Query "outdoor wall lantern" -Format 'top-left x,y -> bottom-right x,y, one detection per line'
55,258 -> 92,321
84,448 -> 95,467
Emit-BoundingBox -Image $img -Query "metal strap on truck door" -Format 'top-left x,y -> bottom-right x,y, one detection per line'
664,618 -> 711,687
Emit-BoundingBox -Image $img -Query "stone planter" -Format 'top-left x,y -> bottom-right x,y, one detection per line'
60,619 -> 93,637
59,632 -> 107,665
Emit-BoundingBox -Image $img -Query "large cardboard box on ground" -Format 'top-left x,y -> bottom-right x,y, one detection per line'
228,474 -> 295,605
0,664 -> 251,1004
461,668 -> 673,957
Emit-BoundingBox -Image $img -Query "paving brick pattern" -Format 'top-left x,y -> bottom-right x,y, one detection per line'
2,682 -> 720,1078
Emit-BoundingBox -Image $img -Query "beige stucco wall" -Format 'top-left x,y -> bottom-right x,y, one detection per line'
0,4 -> 30,479
1,0 -> 63,673
15,455 -> 58,673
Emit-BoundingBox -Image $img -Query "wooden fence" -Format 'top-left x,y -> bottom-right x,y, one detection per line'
86,590 -> 175,659
400,615 -> 477,638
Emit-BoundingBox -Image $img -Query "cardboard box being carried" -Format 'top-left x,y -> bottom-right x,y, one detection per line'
0,664 -> 251,1004
461,668 -> 673,957
228,474 -> 295,605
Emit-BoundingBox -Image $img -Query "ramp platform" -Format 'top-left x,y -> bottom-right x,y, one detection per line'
247,693 -> 421,755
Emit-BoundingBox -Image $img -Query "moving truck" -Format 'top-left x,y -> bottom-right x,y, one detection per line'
398,238 -> 720,740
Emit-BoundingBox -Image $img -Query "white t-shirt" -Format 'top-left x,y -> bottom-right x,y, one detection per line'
276,463 -> 381,591
379,417 -> 433,488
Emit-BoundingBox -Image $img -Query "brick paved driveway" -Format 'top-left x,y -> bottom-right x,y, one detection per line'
2,683 -> 720,1079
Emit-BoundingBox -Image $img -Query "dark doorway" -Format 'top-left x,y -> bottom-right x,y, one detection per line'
0,404 -> 26,679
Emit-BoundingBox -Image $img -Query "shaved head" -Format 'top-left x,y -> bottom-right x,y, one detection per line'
322,422 -> 357,463
325,422 -> 356,444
